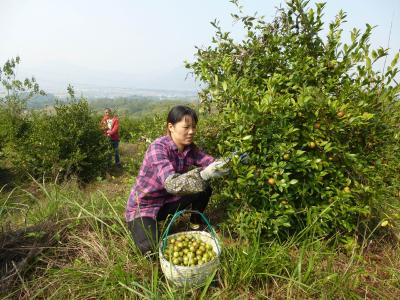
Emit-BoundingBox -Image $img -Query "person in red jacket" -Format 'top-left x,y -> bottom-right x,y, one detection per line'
100,108 -> 121,167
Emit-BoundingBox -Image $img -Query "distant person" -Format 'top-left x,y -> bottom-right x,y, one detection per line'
100,108 -> 121,167
125,105 -> 229,255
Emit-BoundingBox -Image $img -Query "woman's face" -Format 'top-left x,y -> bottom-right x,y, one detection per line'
168,115 -> 196,151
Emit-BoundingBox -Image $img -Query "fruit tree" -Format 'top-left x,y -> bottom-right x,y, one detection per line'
188,0 -> 400,238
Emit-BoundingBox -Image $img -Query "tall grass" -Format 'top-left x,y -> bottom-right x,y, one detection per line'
1,179 -> 399,299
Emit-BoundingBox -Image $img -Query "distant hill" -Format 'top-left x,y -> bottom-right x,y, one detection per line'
25,93 -> 197,117
28,93 -> 57,109
89,96 -> 197,118
26,89 -> 198,111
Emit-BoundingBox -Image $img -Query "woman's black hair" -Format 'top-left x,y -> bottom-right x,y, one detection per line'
166,105 -> 198,134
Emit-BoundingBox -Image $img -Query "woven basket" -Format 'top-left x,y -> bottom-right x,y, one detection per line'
158,210 -> 221,287
159,230 -> 221,287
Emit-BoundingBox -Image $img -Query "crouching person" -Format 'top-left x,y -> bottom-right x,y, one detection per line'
125,105 -> 228,255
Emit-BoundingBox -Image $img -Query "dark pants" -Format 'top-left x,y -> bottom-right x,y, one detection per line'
110,140 -> 120,165
127,186 -> 212,255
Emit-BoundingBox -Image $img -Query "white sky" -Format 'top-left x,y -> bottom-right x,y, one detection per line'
1,0 -> 399,92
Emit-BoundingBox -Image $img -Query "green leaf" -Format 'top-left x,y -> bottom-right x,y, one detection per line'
242,135 -> 252,141
361,112 -> 374,120
366,57 -> 371,70
222,81 -> 227,91
391,52 -> 399,68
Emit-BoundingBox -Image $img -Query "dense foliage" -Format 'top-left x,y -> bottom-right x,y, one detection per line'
118,114 -> 166,143
0,60 -> 111,182
188,0 -> 400,239
4,99 -> 111,182
0,57 -> 44,157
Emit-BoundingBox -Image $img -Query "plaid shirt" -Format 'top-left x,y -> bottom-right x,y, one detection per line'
125,135 -> 214,222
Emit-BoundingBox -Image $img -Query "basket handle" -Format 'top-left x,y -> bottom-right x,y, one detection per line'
160,209 -> 219,252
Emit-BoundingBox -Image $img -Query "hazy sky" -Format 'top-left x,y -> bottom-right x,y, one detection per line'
1,0 -> 399,92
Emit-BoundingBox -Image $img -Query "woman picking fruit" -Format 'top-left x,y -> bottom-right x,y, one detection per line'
125,105 -> 229,255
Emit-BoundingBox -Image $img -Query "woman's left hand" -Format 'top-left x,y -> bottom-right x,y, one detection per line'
200,159 -> 229,180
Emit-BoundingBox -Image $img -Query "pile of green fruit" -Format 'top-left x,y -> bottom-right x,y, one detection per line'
163,234 -> 216,267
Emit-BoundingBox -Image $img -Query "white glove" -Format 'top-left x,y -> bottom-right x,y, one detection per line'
200,159 -> 229,181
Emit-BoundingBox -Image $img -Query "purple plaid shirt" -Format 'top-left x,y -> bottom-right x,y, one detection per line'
125,135 -> 214,222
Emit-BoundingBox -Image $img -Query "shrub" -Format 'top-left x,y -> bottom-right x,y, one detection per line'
5,99 -> 111,182
1,59 -> 112,182
195,113 -> 221,155
0,57 -> 44,157
118,114 -> 165,143
188,0 -> 400,238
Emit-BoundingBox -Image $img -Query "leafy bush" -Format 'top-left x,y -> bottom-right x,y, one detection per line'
1,58 -> 111,182
118,114 -> 165,143
5,99 -> 111,182
195,113 -> 222,155
188,0 -> 400,238
0,57 -> 44,157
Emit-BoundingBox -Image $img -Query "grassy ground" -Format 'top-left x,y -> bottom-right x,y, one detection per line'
1,143 -> 399,299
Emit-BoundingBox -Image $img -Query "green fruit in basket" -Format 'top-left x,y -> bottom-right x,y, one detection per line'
164,233 -> 217,266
